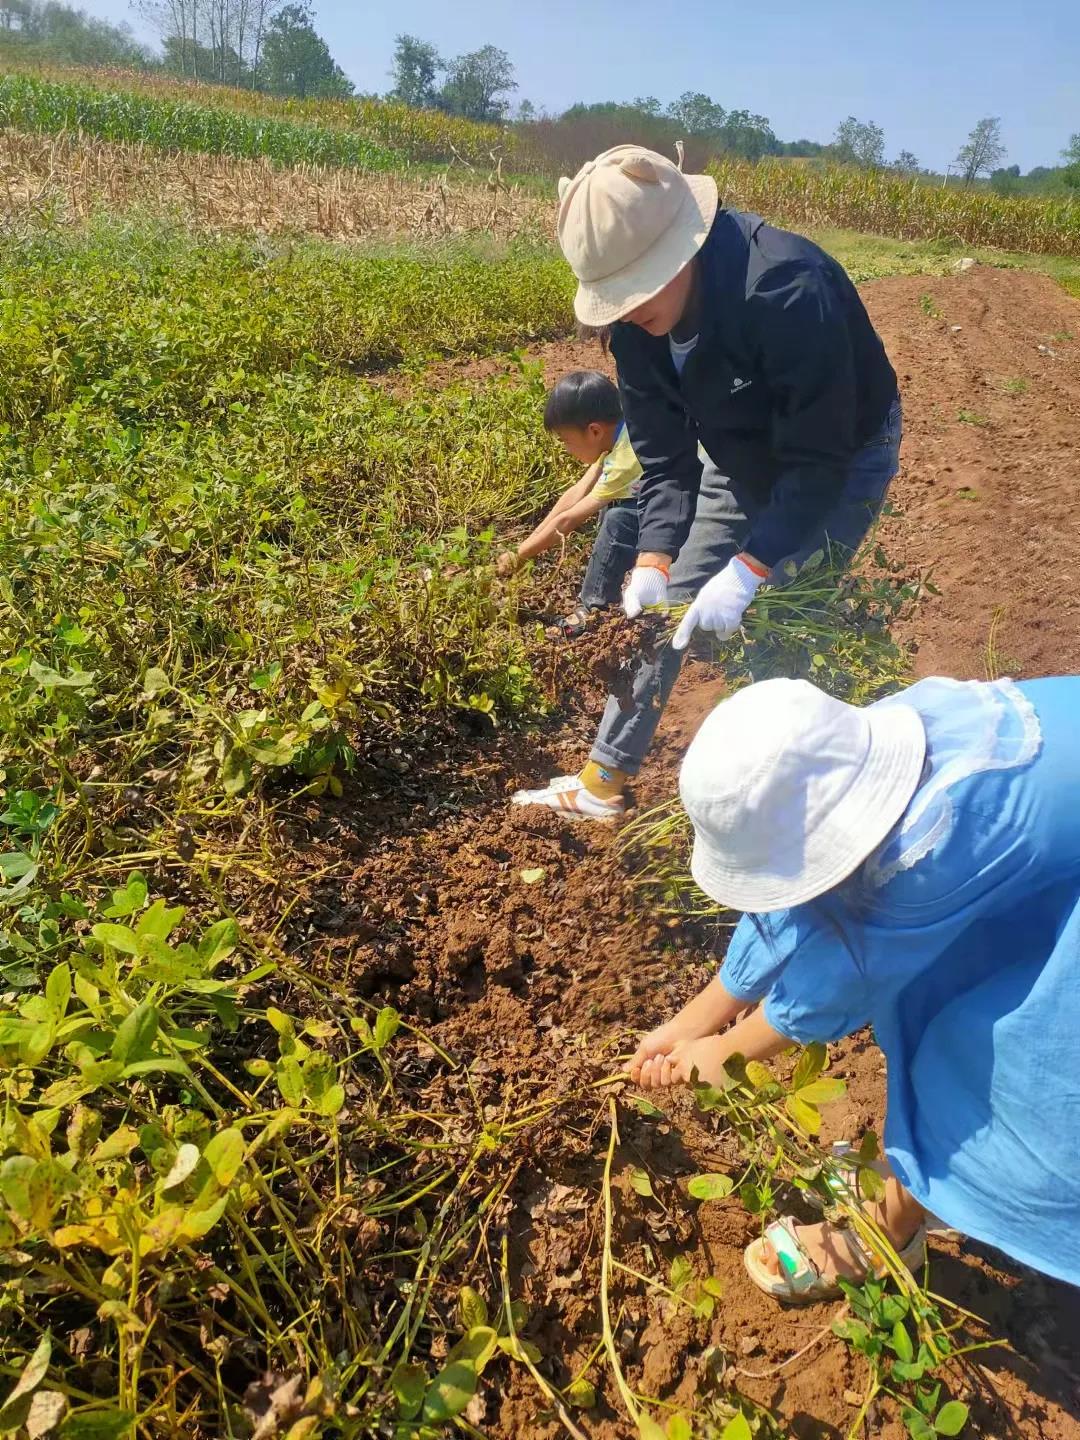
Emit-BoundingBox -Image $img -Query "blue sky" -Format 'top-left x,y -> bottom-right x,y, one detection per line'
96,0 -> 1078,172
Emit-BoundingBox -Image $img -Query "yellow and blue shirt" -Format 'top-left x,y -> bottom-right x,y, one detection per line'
590,422 -> 643,505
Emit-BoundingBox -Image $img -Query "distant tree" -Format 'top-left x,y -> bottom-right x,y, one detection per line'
955,117 -> 1006,184
439,44 -> 515,122
388,33 -> 441,108
631,95 -> 663,118
990,164 -> 1022,195
720,108 -> 778,160
261,2 -> 351,98
1063,132 -> 1080,190
833,115 -> 886,168
892,149 -> 920,174
0,0 -> 152,64
667,90 -> 725,135
516,97 -> 536,123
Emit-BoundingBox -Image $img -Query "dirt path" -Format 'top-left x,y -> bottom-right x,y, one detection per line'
309,267 -> 1080,1439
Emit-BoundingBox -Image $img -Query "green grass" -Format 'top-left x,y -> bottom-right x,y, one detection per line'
806,225 -> 1080,290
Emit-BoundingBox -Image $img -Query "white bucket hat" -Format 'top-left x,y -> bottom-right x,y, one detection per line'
557,145 -> 718,327
679,679 -> 927,913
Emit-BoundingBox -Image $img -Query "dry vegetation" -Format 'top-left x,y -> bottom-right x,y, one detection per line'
0,128 -> 550,240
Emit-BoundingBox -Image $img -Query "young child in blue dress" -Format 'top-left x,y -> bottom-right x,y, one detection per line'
630,674 -> 1080,1300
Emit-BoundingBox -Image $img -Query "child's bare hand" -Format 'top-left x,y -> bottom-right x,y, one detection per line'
636,1037 -> 728,1091
629,1019 -> 687,1080
495,551 -> 518,579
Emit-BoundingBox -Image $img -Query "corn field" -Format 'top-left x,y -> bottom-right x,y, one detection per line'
711,157 -> 1080,258
0,129 -> 552,241
0,57 -> 533,169
0,72 -> 399,170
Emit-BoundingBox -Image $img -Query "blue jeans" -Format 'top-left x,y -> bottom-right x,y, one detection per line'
590,396 -> 903,774
579,501 -> 640,610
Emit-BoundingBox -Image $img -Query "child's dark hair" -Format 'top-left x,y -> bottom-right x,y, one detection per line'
543,370 -> 622,432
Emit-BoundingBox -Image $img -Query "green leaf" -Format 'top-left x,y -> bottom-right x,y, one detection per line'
58,1407 -> 136,1438
892,1359 -> 929,1382
179,1195 -> 228,1241
44,965 -> 71,1021
798,1078 -> 847,1106
143,668 -> 169,697
629,1167 -> 654,1198
373,1006 -> 400,1049
858,1130 -> 880,1163
135,900 -> 184,943
791,1042 -> 827,1092
744,1060 -> 775,1090
638,1417 -> 668,1440
315,1083 -> 345,1117
566,1379 -> 595,1409
389,1362 -> 427,1420
0,1334 -> 51,1428
785,1093 -> 822,1135
198,919 -> 239,968
701,1275 -> 724,1298
110,1003 -> 158,1065
421,1360 -> 476,1423
202,1129 -> 245,1188
121,1057 -> 188,1079
626,1095 -> 666,1118
859,1166 -> 887,1203
666,1416 -> 692,1440
669,1255 -> 694,1292
447,1326 -> 498,1376
890,1320 -> 914,1363
458,1286 -> 488,1331
721,1413 -> 753,1440
687,1172 -> 735,1201
832,1317 -> 871,1348
91,1127 -> 140,1163
934,1402 -> 969,1437
220,748 -> 252,796
519,867 -> 545,885
91,924 -> 140,956
902,1408 -> 937,1440
276,1058 -> 304,1106
102,875 -> 147,919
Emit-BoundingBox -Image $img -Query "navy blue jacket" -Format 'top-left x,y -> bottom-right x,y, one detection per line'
609,209 -> 898,566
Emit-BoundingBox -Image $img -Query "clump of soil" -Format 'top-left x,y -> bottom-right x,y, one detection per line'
544,610 -> 670,711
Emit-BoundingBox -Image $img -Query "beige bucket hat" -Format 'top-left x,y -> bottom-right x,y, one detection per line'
557,144 -> 718,327
679,679 -> 927,913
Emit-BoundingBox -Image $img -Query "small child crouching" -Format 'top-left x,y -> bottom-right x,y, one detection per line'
497,371 -> 642,637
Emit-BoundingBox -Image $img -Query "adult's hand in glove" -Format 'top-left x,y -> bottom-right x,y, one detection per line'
622,564 -> 670,619
671,555 -> 766,651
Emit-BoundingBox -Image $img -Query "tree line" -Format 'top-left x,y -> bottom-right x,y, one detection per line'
0,0 -> 350,98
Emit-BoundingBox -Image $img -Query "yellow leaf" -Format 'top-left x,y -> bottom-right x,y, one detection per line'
519,868 -> 545,885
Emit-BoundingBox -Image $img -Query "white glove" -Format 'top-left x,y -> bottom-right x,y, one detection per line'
672,556 -> 765,650
622,564 -> 669,619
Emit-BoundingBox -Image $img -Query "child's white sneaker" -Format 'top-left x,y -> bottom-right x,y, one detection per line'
511,775 -> 625,820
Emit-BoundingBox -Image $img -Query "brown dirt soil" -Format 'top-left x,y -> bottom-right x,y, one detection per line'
302,266 -> 1080,1438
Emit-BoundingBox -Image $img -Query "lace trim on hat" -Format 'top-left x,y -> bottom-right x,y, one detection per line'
865,678 -> 1041,890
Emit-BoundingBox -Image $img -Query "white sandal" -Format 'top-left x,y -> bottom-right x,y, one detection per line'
744,1213 -> 928,1305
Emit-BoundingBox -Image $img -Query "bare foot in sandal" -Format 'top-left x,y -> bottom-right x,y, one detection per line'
746,1176 -> 927,1302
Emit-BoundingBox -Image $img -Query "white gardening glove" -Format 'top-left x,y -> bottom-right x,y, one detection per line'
622,564 -> 670,619
672,556 -> 765,650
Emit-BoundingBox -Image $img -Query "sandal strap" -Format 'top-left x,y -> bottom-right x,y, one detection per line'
764,1215 -> 822,1295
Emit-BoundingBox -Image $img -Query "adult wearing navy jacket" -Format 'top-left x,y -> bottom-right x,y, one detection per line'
514,145 -> 902,819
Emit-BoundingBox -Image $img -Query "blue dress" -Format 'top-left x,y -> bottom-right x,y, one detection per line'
720,676 -> 1080,1287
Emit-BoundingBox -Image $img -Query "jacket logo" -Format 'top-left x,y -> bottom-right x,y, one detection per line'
730,377 -> 752,394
